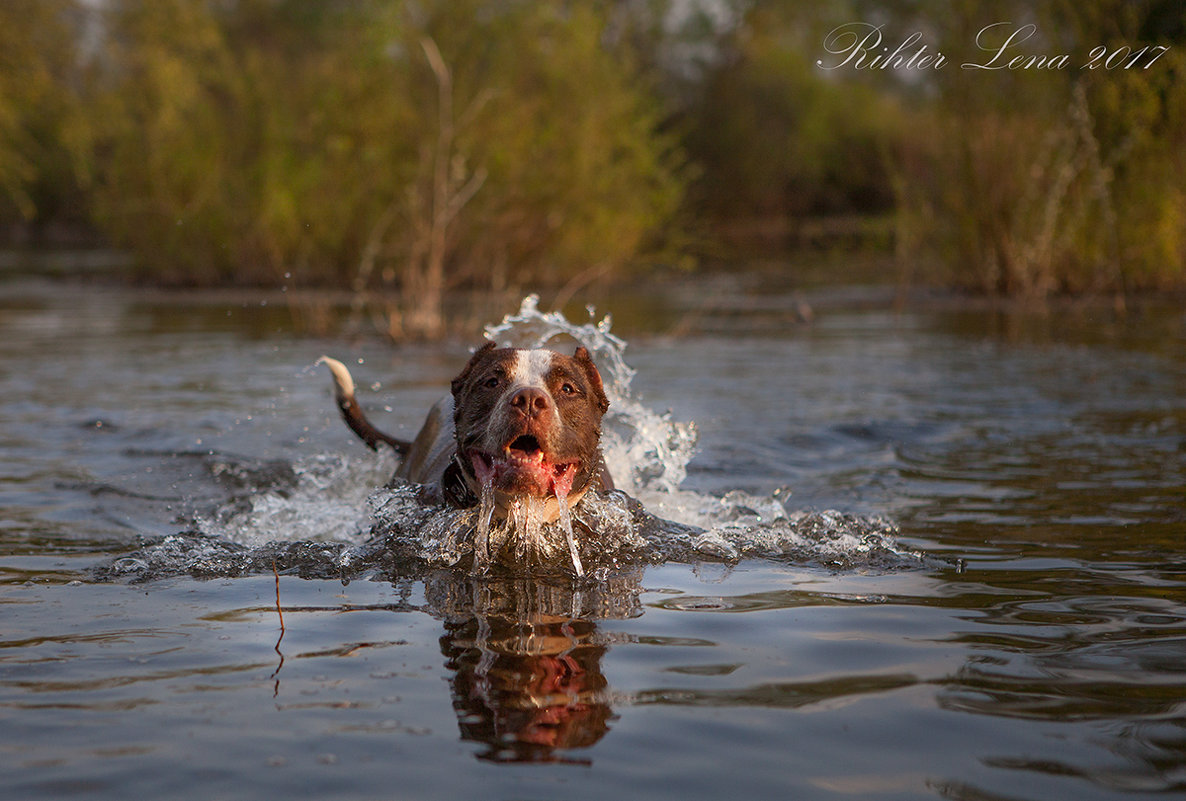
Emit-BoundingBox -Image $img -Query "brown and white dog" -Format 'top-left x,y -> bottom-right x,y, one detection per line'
319,343 -> 612,552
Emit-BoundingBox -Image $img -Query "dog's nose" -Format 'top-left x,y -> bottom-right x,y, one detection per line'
510,387 -> 552,418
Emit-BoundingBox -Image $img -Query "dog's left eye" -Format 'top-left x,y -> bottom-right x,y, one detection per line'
560,382 -> 577,395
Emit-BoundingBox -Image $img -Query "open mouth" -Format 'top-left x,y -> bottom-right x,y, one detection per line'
468,435 -> 580,497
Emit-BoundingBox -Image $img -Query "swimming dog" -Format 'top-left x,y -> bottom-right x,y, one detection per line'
319,344 -> 612,572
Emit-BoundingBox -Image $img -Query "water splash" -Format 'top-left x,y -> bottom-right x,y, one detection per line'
473,476 -> 496,573
510,497 -> 542,563
193,451 -> 394,546
101,296 -> 931,582
555,487 -> 584,577
485,295 -> 697,496
367,483 -> 650,576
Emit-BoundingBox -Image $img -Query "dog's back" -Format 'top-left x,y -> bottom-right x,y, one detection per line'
397,395 -> 457,485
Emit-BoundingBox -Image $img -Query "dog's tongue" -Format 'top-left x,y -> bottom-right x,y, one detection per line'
551,462 -> 576,499
470,444 -> 577,498
472,453 -> 498,487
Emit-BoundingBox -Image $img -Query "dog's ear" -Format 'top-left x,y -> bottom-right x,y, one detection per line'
574,346 -> 609,414
451,342 -> 497,397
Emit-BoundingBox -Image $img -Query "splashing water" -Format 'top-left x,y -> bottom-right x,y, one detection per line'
485,294 -> 697,497
473,476 -> 496,572
555,487 -> 584,577
101,295 -> 929,582
367,482 -> 650,576
508,496 -> 547,565
194,452 -> 395,546
371,296 -> 924,575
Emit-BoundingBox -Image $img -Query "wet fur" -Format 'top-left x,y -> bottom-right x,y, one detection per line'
321,345 -> 612,517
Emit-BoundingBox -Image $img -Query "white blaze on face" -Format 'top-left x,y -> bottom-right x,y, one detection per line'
505,349 -> 561,424
511,349 -> 553,390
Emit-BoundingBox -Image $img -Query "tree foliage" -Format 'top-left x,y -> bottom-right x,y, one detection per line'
888,0 -> 1186,294
683,2 -> 905,220
4,0 -> 1185,304
65,0 -> 687,306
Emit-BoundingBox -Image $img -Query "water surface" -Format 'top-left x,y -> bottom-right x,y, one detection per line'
2,277 -> 1184,800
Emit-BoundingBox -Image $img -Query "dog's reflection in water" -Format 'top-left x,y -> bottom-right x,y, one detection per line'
424,569 -> 643,763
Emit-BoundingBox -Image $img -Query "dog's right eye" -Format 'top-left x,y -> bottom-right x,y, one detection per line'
483,376 -> 501,389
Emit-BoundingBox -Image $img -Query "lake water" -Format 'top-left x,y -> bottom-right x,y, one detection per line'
2,275 -> 1184,800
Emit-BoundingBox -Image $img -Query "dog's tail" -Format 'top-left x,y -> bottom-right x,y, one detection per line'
318,356 -> 411,455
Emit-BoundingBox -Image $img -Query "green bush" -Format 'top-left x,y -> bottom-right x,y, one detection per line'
72,0 -> 686,300
891,1 -> 1186,295
6,0 -> 1185,302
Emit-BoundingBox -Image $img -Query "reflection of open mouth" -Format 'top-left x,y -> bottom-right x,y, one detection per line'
468,435 -> 580,497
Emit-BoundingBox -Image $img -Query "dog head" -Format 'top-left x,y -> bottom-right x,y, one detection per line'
448,343 -> 609,519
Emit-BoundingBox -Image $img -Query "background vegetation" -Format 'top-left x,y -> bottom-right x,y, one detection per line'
2,1 -> 1183,334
